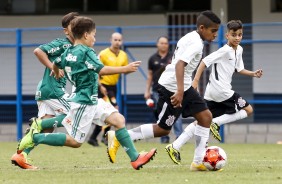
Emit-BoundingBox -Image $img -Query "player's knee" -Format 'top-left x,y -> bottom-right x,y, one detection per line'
154,124 -> 170,136
65,136 -> 82,148
245,105 -> 253,116
106,112 -> 125,129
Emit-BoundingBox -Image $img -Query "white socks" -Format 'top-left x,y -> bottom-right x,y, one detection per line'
172,123 -> 196,151
193,125 -> 209,164
127,124 -> 154,141
213,109 -> 247,126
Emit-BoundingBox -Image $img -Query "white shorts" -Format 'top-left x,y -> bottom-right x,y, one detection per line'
93,98 -> 118,126
37,98 -> 70,118
62,99 -> 117,143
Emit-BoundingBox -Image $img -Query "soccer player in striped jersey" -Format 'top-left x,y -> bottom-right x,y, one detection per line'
166,20 -> 263,165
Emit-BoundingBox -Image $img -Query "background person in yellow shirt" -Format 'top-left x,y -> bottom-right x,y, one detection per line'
88,32 -> 128,146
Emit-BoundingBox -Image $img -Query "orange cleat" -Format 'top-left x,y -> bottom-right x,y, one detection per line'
11,153 -> 38,170
131,148 -> 157,170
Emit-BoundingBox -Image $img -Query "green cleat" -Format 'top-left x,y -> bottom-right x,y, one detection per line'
17,121 -> 40,153
210,122 -> 221,142
165,144 -> 181,165
29,117 -> 42,132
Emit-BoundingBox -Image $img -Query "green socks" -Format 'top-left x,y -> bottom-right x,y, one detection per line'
115,128 -> 139,161
41,114 -> 66,129
33,133 -> 66,146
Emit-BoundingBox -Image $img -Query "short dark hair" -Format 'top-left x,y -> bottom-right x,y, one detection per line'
71,16 -> 96,39
61,12 -> 79,28
227,20 -> 243,31
156,36 -> 169,43
196,10 -> 221,28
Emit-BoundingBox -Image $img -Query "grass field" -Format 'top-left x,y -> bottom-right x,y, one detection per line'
1,142 -> 282,184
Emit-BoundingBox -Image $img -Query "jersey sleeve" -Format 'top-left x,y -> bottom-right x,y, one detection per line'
148,55 -> 154,70
86,49 -> 104,73
54,54 -> 63,69
39,38 -> 65,57
235,47 -> 244,72
203,48 -> 226,68
122,51 -> 128,66
179,42 -> 202,64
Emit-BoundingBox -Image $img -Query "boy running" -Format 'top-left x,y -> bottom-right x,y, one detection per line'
12,16 -> 156,170
107,10 -> 221,171
166,20 -> 263,165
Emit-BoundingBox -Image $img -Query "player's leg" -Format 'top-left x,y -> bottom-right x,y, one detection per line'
105,112 -> 157,170
88,125 -> 102,146
173,116 -> 183,139
94,99 -> 157,169
165,121 -> 196,164
191,109 -> 212,171
210,93 -> 250,141
127,86 -> 179,141
180,87 -> 211,171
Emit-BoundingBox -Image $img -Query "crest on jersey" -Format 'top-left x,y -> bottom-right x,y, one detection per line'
237,97 -> 246,108
165,115 -> 175,126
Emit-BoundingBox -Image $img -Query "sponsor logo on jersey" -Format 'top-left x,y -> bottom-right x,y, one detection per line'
85,61 -> 96,70
63,44 -> 72,49
66,53 -> 77,62
165,115 -> 175,126
47,47 -> 60,54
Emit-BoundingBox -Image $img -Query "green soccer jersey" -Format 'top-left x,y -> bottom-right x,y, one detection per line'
55,44 -> 104,105
35,38 -> 72,101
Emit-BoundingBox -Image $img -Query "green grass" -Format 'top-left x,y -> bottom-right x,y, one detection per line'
1,142 -> 282,184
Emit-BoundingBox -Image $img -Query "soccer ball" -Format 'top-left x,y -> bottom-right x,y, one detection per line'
203,146 -> 227,171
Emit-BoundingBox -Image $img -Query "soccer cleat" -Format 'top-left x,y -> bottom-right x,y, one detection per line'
88,139 -> 99,147
29,117 -> 42,132
165,144 -> 181,164
210,122 -> 221,142
107,130 -> 120,163
11,152 -> 38,170
190,162 -> 208,171
17,128 -> 38,153
131,148 -> 157,170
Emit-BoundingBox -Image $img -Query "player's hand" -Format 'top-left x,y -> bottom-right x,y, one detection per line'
254,69 -> 263,78
170,91 -> 183,108
125,61 -> 141,74
144,91 -> 151,100
50,69 -> 64,78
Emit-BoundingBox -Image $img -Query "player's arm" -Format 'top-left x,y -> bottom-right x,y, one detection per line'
239,69 -> 263,78
99,61 -> 141,75
144,69 -> 153,99
170,60 -> 187,108
52,63 -> 60,80
34,47 -> 65,77
33,48 -> 53,70
192,61 -> 207,89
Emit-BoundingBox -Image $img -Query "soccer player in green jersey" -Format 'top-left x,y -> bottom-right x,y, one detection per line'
14,16 -> 157,170
11,12 -> 79,170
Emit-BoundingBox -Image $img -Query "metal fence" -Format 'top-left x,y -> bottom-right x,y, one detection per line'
0,23 -> 282,141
